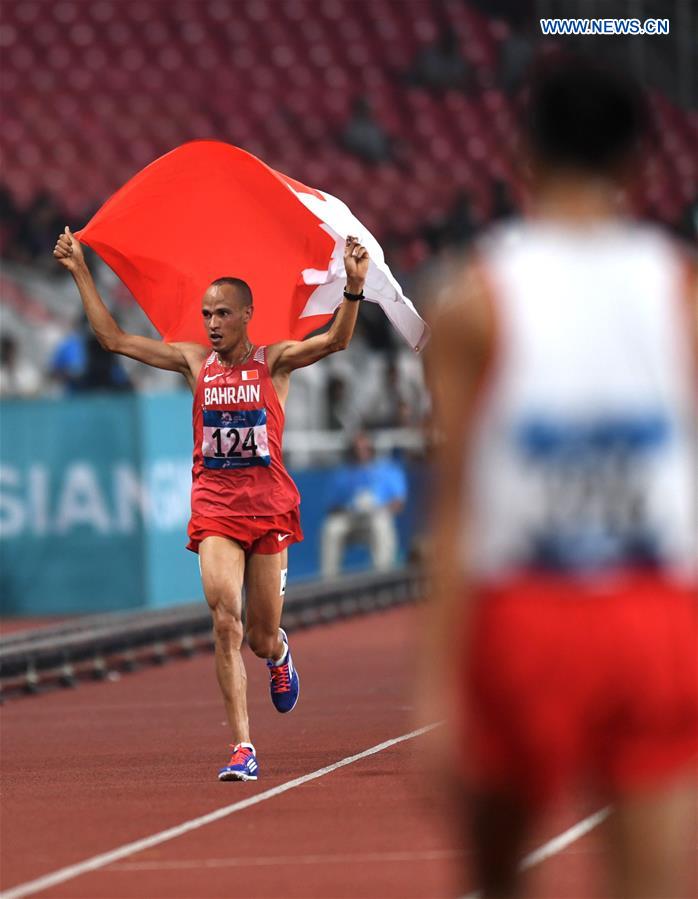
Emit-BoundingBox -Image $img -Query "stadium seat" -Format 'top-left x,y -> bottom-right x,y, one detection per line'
1,0 -> 693,250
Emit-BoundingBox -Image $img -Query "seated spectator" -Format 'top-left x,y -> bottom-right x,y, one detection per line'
423,191 -> 476,252
676,196 -> 698,243
321,431 -> 407,577
364,355 -> 426,429
381,234 -> 417,305
324,319 -> 375,433
341,96 -> 393,165
0,186 -> 18,258
326,375 -> 356,432
498,25 -> 533,93
491,178 -> 516,220
0,334 -> 41,398
14,191 -> 65,270
407,27 -> 469,92
49,314 -> 132,393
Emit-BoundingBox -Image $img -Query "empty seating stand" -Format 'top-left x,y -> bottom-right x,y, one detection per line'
1,0 -> 695,238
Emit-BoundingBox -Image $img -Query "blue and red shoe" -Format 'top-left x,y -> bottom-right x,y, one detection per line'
266,628 -> 300,714
218,742 -> 259,782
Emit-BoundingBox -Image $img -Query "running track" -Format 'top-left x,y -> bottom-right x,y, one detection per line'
1,605 -> 681,899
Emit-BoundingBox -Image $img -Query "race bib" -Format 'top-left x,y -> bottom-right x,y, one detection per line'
202,409 -> 271,469
514,413 -> 669,571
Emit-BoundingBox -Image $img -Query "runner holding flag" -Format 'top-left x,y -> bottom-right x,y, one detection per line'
53,227 -> 369,782
73,141 -> 429,353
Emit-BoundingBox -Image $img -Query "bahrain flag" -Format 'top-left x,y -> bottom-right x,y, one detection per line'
77,141 -> 429,352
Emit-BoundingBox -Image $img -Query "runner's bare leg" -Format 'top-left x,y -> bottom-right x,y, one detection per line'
606,773 -> 697,899
467,788 -> 531,899
199,536 -> 249,744
245,549 -> 288,662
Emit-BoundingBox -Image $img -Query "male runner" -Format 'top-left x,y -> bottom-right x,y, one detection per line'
425,59 -> 697,898
54,229 -> 369,781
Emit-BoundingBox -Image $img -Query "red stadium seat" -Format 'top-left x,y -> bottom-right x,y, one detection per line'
1,0 -> 693,240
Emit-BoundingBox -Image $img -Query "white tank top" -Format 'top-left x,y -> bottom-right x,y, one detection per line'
466,220 -> 697,585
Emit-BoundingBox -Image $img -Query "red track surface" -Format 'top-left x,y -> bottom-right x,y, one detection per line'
0,605 -> 666,899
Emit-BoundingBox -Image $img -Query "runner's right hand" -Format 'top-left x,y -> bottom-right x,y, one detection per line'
53,226 -> 85,273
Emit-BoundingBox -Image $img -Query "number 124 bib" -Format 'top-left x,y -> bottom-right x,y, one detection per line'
202,409 -> 271,469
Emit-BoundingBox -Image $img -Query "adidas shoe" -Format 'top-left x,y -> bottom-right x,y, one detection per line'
266,628 -> 300,714
218,742 -> 259,782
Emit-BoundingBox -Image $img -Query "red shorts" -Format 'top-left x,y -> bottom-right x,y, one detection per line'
461,574 -> 698,807
186,506 -> 303,556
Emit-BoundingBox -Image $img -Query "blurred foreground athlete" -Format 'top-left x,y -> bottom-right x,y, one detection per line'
54,229 -> 369,781
426,58 -> 697,899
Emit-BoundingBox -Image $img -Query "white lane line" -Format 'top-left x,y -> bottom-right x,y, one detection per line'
462,806 -> 611,899
520,806 -> 610,870
0,723 -> 440,899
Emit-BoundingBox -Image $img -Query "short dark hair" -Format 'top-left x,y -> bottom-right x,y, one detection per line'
525,56 -> 648,175
209,276 -> 253,307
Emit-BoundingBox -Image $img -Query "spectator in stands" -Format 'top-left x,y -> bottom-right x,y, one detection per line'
364,355 -> 426,430
0,335 -> 41,398
0,186 -> 18,258
341,96 -> 393,165
382,234 -> 417,305
49,313 -> 132,393
423,191 -> 477,253
15,191 -> 65,270
320,431 -> 407,577
491,177 -> 516,220
498,24 -> 534,93
676,196 -> 697,242
357,300 -> 395,352
326,374 -> 357,432
407,26 -> 469,92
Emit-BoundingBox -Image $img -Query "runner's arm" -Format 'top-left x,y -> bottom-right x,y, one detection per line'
417,261 -> 495,723
268,236 -> 369,375
54,227 -> 205,379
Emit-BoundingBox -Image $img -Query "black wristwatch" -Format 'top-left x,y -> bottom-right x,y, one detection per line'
343,286 -> 364,301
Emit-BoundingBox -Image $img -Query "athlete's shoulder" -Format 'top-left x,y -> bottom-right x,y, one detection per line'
169,342 -> 209,366
475,216 -> 526,254
265,341 -> 292,372
620,220 -> 682,255
649,225 -> 698,278
162,342 -> 209,386
610,221 -> 698,293
471,218 -> 538,281
426,250 -> 495,378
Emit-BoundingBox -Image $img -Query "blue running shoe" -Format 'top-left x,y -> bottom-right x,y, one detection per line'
266,628 -> 300,713
218,743 -> 259,782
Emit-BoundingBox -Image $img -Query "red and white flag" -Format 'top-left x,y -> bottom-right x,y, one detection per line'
77,141 -> 429,352
241,370 -> 258,381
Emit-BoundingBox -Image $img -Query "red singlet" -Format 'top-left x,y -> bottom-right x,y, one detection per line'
187,346 -> 301,552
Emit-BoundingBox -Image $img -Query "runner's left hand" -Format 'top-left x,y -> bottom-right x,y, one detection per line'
343,236 -> 369,289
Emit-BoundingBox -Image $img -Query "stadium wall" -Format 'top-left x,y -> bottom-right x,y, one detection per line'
0,393 -> 423,615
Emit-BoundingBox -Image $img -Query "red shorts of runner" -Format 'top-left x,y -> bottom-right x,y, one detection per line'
186,506 -> 303,556
460,573 -> 698,808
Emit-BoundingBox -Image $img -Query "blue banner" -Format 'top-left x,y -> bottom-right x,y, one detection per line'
0,395 -> 147,613
0,393 -> 422,615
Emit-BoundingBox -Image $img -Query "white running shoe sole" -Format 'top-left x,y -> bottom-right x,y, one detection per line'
218,770 -> 258,782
